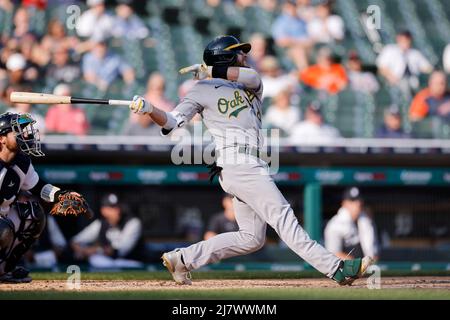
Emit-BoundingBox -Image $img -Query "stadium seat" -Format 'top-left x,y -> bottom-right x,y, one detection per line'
0,7 -> 13,36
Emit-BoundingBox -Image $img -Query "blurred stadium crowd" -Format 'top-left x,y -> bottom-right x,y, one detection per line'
0,0 -> 450,139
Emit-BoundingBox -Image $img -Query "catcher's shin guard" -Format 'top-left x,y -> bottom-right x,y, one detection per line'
0,217 -> 15,275
2,202 -> 46,274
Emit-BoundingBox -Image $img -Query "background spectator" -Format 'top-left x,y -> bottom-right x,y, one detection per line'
299,46 -> 347,94
111,1 -> 149,40
375,105 -> 411,139
12,6 -> 35,41
204,194 -> 239,240
443,43 -> 450,74
409,71 -> 450,122
289,101 -> 340,143
71,193 -> 146,268
45,45 -> 81,86
82,40 -> 135,91
376,30 -> 433,96
247,33 -> 269,72
5,53 -> 36,87
324,187 -> 379,261
271,0 -> 312,70
346,50 -> 379,94
263,88 -> 300,135
19,32 -> 49,72
122,112 -> 160,136
45,84 -> 89,135
260,55 -> 298,99
296,0 -> 316,23
41,19 -> 79,54
145,72 -> 175,112
307,0 -> 345,44
75,0 -> 114,41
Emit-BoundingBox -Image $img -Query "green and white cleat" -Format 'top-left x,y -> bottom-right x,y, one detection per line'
161,249 -> 192,285
332,256 -> 374,286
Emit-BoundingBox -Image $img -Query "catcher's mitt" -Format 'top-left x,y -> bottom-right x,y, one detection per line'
50,190 -> 93,219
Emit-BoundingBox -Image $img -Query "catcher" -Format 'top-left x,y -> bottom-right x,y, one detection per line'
0,112 -> 92,283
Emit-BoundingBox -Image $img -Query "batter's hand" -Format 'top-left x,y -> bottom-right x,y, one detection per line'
129,95 -> 153,114
179,63 -> 211,80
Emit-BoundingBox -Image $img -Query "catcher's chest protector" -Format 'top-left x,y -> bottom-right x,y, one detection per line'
0,153 -> 35,213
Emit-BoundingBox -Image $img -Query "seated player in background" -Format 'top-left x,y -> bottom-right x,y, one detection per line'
71,193 -> 146,269
204,194 -> 239,240
324,187 -> 379,261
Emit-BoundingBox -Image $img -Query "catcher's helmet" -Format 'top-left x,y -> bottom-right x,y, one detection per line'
0,112 -> 44,157
203,35 -> 251,67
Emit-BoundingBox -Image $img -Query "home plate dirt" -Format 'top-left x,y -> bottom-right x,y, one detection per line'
0,277 -> 449,291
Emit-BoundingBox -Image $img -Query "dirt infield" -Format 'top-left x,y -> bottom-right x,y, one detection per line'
0,277 -> 449,291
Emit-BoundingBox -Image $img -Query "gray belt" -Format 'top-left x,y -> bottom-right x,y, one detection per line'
216,145 -> 260,158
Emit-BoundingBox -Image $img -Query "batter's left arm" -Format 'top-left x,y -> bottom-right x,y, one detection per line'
180,64 -> 262,90
223,66 -> 262,90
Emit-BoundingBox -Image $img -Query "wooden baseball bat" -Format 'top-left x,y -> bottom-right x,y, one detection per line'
10,92 -> 131,106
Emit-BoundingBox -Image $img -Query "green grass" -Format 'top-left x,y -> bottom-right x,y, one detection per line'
0,271 -> 448,300
30,270 -> 450,281
0,288 -> 448,300
30,270 -> 321,281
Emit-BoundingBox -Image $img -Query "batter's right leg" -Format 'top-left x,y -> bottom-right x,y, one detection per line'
180,197 -> 266,270
162,196 -> 267,284
220,163 -> 342,277
219,163 -> 373,283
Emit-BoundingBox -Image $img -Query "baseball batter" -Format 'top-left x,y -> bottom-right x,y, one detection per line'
129,35 -> 373,285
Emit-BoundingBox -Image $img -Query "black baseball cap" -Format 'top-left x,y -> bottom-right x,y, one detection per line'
101,193 -> 120,207
342,187 -> 363,201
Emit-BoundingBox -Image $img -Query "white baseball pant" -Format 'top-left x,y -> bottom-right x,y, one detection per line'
180,160 -> 341,278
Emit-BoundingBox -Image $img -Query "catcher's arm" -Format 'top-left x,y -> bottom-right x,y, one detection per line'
29,179 -> 93,218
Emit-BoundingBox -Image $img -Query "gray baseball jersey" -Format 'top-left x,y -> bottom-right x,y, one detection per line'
162,78 -> 263,165
164,75 -> 341,278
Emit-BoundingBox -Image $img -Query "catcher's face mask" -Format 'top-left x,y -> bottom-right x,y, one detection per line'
11,113 -> 44,157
